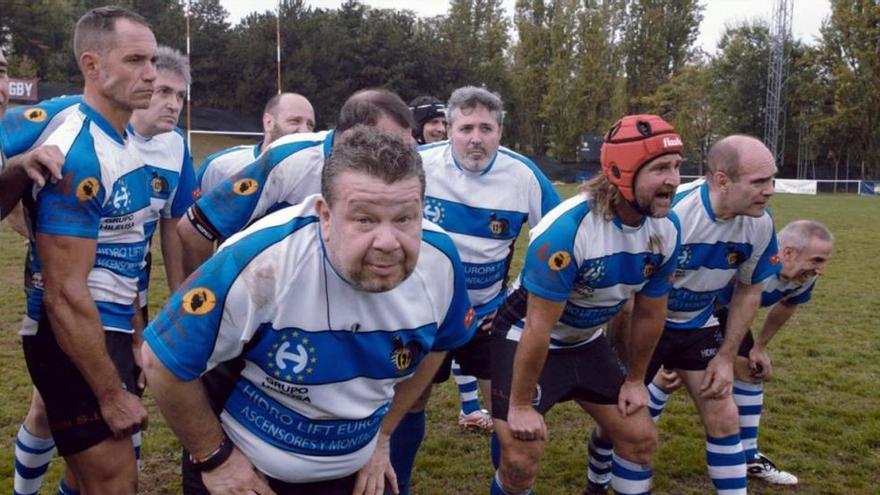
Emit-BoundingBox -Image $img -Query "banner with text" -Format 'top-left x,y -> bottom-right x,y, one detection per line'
8,79 -> 39,102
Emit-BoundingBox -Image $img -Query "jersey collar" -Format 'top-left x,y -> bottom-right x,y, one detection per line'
78,102 -> 127,145
699,180 -> 717,222
323,130 -> 336,158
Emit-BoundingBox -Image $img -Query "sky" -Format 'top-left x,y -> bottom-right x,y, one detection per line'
220,0 -> 831,54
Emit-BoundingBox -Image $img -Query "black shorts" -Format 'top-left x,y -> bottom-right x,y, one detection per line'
432,319 -> 493,383
22,320 -> 137,457
646,325 -> 724,381
490,333 -> 625,421
181,453 -> 393,495
715,307 -> 754,358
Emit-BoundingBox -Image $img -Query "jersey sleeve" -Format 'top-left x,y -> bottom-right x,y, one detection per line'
1,96 -> 81,158
527,163 -> 562,228
641,214 -> 682,297
423,229 -> 477,351
739,216 -> 781,285
521,213 -> 579,302
144,240 -> 269,380
35,132 -> 105,238
166,139 -> 197,218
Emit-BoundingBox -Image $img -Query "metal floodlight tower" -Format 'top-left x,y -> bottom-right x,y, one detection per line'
764,0 -> 793,169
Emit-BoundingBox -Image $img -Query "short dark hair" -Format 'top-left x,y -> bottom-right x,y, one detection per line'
321,125 -> 424,206
447,86 -> 504,126
74,6 -> 149,60
337,89 -> 414,133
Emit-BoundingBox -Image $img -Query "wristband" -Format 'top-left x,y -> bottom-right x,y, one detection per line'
189,435 -> 234,472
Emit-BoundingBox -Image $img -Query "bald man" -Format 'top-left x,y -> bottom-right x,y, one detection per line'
196,92 -> 315,194
639,135 -> 780,495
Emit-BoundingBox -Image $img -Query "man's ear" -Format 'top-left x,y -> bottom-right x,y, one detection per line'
262,112 -> 274,134
315,196 -> 331,240
80,51 -> 100,80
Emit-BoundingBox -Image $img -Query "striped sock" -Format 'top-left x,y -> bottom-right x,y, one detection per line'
452,359 -> 482,415
705,434 -> 747,494
56,478 -> 79,495
14,425 -> 55,495
587,428 -> 613,487
647,382 -> 670,423
611,452 -> 652,494
733,380 -> 763,462
390,410 -> 426,495
132,429 -> 143,470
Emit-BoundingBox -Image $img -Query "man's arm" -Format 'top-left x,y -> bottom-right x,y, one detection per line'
353,351 -> 447,495
159,217 -> 186,290
748,300 -> 797,379
178,214 -> 215,276
702,279 -> 762,398
142,345 -> 274,494
619,293 -> 668,416
37,232 -> 146,436
507,293 -> 565,441
0,146 -> 64,218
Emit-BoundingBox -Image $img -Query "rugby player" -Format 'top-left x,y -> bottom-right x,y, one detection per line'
630,219 -> 833,487
19,7 -> 156,493
391,86 -> 560,493
196,92 -> 315,193
408,95 -> 447,145
490,115 -> 683,495
143,125 -> 475,495
11,45 -> 196,495
632,134 -> 779,495
178,88 -> 415,275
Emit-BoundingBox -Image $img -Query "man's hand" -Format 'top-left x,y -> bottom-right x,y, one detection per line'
353,432 -> 397,495
202,446 -> 276,495
700,354 -> 734,399
477,311 -> 496,333
98,388 -> 148,438
654,366 -> 683,392
506,404 -> 546,442
19,145 -> 64,187
749,346 -> 772,380
617,379 -> 648,416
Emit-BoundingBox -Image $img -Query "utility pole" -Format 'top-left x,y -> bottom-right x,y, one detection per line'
764,0 -> 793,170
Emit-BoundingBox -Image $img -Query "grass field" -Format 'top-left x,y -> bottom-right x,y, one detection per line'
0,182 -> 878,494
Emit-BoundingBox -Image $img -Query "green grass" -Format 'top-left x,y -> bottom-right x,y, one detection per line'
1,187 -> 878,494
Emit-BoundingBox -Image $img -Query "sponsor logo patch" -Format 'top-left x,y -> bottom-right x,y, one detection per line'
548,251 -> 571,271
464,307 -> 475,328
233,178 -> 259,196
24,108 -> 47,123
75,178 -> 100,201
182,287 -> 216,315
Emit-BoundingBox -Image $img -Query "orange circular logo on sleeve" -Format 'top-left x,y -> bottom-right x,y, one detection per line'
75,178 -> 100,201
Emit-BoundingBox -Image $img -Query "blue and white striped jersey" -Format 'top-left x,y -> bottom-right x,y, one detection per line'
190,130 -> 333,241
0,95 -> 81,157
717,271 -> 816,308
419,142 -> 560,318
130,126 -> 197,301
506,193 -> 681,348
195,142 -> 262,194
667,179 -> 780,329
21,102 -> 152,334
145,195 -> 475,482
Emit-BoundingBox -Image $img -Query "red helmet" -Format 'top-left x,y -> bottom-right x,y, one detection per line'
600,114 -> 683,202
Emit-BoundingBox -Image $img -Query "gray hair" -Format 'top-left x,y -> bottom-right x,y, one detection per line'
155,45 -> 190,86
777,220 -> 834,250
447,86 -> 504,126
321,125 -> 425,206
74,6 -> 149,60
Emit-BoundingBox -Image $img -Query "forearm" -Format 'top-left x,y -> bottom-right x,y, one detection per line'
755,302 -> 796,349
720,283 -> 762,357
178,216 -> 216,276
0,157 -> 31,219
45,286 -> 123,400
381,352 -> 446,435
142,346 -> 225,457
509,327 -> 550,407
160,218 -> 186,290
625,301 -> 665,383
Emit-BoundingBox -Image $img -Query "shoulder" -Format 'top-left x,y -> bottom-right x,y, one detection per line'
533,194 -> 591,238
496,146 -> 551,182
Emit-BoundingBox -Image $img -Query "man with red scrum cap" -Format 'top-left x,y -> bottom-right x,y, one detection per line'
488,115 -> 683,495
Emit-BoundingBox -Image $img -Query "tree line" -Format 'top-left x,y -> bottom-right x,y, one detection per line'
1,0 -> 877,177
